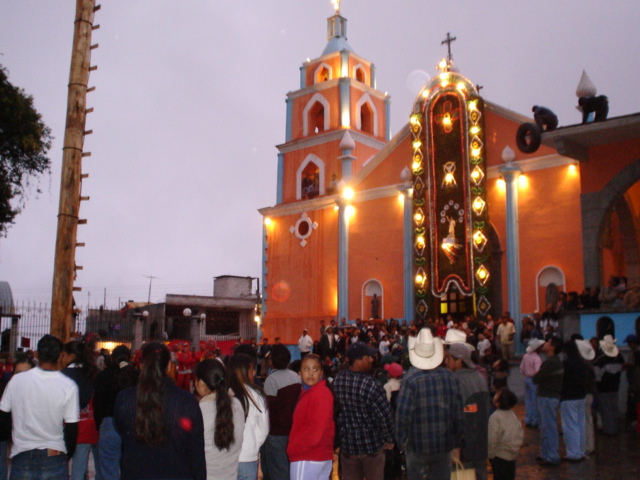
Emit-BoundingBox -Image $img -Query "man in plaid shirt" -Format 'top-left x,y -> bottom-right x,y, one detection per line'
396,328 -> 465,480
334,342 -> 394,480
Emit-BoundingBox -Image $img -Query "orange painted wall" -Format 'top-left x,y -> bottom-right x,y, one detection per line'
263,207 -> 339,344
281,141 -> 344,204
484,110 -> 556,167
290,88 -> 342,140
358,136 -> 412,190
305,57 -> 342,86
487,164 -> 584,313
350,142 -> 386,175
580,139 -> 640,194
348,85 -> 386,141
348,196 -> 405,319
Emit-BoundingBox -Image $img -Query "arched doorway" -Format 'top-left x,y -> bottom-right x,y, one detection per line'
581,159 -> 640,289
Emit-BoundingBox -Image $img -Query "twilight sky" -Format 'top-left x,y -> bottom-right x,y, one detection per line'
1,0 -> 639,310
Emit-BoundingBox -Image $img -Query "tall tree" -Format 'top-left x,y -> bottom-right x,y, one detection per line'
0,65 -> 53,236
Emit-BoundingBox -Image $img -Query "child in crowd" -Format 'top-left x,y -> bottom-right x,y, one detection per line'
488,388 -> 524,480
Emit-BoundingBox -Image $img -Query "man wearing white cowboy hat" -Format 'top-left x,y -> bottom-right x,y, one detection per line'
443,329 -> 475,350
519,338 -> 545,428
594,334 -> 624,436
396,328 -> 464,480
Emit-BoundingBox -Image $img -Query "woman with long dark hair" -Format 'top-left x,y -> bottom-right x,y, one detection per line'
61,340 -> 101,480
227,353 -> 269,480
114,342 -> 205,480
195,359 -> 245,480
93,345 -> 139,480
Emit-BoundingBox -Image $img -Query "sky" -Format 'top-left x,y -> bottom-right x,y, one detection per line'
1,0 -> 639,311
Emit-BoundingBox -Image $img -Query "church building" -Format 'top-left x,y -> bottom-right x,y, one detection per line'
258,8 -> 640,344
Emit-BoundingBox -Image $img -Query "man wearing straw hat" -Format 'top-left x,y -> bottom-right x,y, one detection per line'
594,334 -> 624,435
396,328 -> 464,480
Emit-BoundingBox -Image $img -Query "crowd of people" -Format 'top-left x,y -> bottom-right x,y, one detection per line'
519,331 -> 640,467
0,312 -> 636,480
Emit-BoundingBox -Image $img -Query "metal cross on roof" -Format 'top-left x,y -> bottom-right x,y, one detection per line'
441,32 -> 457,61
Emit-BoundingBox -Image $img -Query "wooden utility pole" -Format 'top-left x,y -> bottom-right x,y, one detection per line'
51,0 -> 100,341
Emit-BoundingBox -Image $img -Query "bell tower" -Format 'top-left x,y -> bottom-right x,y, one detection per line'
276,7 -> 390,205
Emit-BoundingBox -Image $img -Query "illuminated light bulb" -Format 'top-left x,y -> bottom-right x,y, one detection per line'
569,163 -> 577,173
442,114 -> 452,128
413,140 -> 422,149
471,147 -> 481,158
346,205 -> 356,218
456,82 -> 465,91
518,175 -> 528,188
470,166 -> 484,185
398,193 -> 405,203
421,89 -> 430,98
410,115 -> 420,125
497,178 -> 506,188
414,212 -> 423,223
416,235 -> 425,247
264,217 -> 272,226
438,59 -> 448,70
412,161 -> 421,172
468,101 -> 478,111
476,265 -> 489,284
470,126 -> 480,135
415,273 -> 424,284
472,197 -> 486,214
334,205 -> 339,211
444,172 -> 455,185
343,187 -> 354,200
440,79 -> 448,88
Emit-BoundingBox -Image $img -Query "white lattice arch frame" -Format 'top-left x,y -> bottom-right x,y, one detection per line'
353,63 -> 367,84
356,93 -> 378,136
314,62 -> 333,84
302,93 -> 331,136
361,279 -> 384,320
535,265 -> 566,312
296,154 -> 326,200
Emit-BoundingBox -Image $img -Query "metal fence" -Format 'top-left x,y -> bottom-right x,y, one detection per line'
1,301 -> 248,355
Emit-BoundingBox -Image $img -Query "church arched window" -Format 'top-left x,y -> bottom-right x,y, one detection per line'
296,154 -> 326,200
360,102 -> 373,134
362,280 -> 383,319
536,266 -> 566,312
354,64 -> 366,84
302,93 -> 330,136
314,63 -> 332,84
356,94 -> 378,136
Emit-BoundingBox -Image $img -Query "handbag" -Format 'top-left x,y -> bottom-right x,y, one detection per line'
451,458 -> 475,480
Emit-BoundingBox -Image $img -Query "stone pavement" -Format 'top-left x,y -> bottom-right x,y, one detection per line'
511,403 -> 640,480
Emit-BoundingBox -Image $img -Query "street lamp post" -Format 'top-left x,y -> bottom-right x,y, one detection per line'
183,308 -> 206,350
133,309 -> 149,351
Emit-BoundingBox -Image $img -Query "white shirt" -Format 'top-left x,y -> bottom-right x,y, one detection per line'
298,334 -> 313,353
477,339 -> 491,358
379,340 -> 390,356
238,388 -> 269,462
0,367 -> 79,457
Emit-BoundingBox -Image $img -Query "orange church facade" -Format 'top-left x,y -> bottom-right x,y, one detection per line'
258,12 -> 640,345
